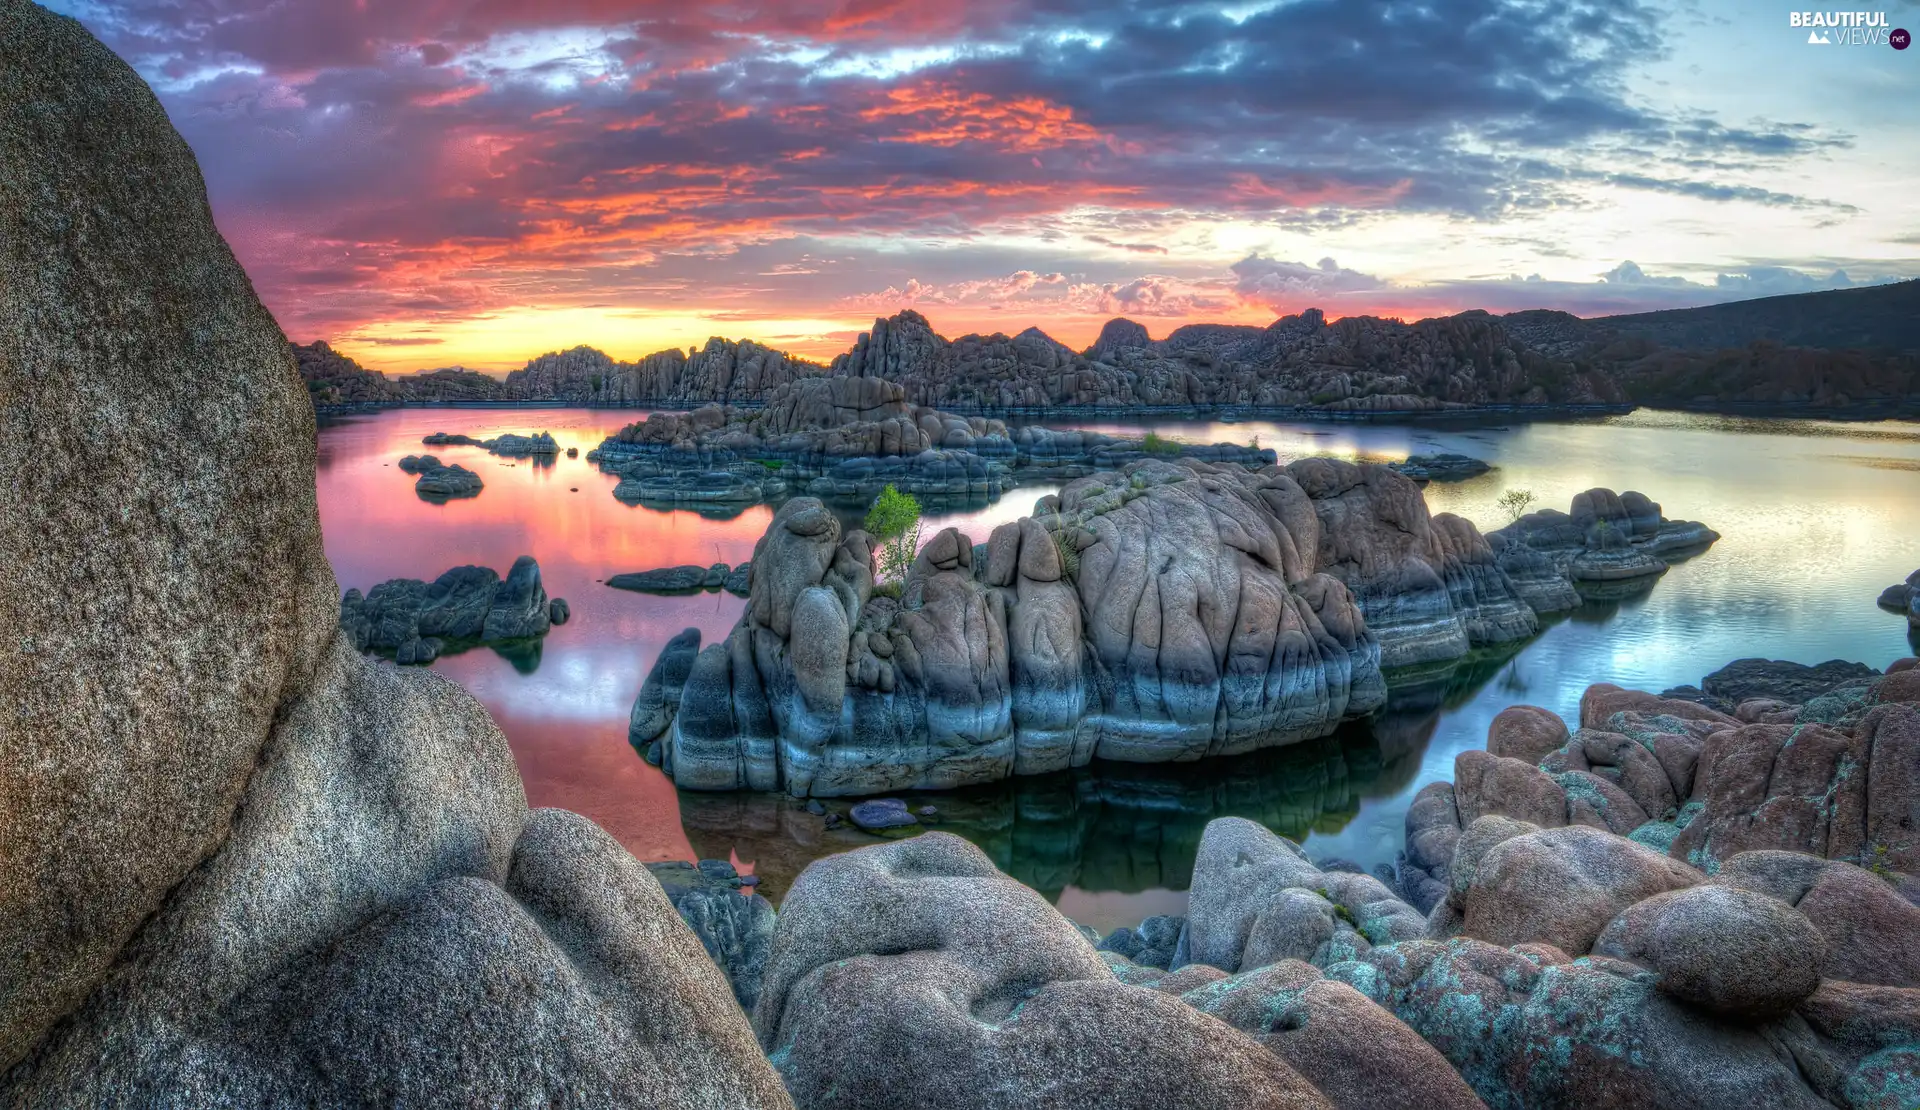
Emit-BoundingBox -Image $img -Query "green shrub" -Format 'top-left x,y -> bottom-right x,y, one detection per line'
1141,431 -> 1182,456
759,459 -> 786,471
1497,488 -> 1537,522
1052,530 -> 1080,580
864,484 -> 923,583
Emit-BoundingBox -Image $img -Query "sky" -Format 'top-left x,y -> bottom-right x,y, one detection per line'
49,0 -> 1920,373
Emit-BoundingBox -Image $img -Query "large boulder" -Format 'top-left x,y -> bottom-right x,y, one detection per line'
1714,851 -> 1920,987
1454,826 -> 1700,953
0,9 -> 788,1103
753,833 -> 1334,1109
1591,884 -> 1824,1020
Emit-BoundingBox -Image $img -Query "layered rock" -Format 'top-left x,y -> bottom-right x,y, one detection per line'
1488,487 -> 1718,601
641,458 -> 1395,795
0,20 -> 784,1100
339,556 -> 562,663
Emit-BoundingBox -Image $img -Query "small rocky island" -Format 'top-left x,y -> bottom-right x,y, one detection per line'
340,555 -> 569,663
586,374 -> 1272,510
423,429 -> 559,457
628,462 -> 1718,794
1882,569 -> 1920,627
397,453 -> 483,498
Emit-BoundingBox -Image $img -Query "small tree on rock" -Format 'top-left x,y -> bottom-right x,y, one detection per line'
864,484 -> 922,584
1497,488 -> 1537,523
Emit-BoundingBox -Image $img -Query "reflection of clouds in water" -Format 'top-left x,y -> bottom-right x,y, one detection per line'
318,407 -> 1920,923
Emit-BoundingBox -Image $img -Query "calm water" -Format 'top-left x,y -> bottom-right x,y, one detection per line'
316,407 -> 1920,929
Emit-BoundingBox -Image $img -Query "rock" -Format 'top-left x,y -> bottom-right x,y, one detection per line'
753,833 -> 1333,1110
1673,699 -> 1920,875
631,628 -> 703,747
1485,705 -> 1570,765
339,557 -> 553,661
1097,915 -> 1186,971
1456,825 -> 1700,954
1177,961 -> 1489,1110
723,561 -> 753,595
412,460 -> 484,498
1338,936 -> 1833,1109
548,597 -> 570,625
1400,782 -> 1464,914
1877,570 -> 1920,626
1388,453 -> 1491,483
1714,852 -> 1920,987
1592,884 -> 1824,1020
647,860 -> 778,1012
608,565 -> 719,593
1699,658 -> 1882,706
1445,815 -> 1541,914
1187,818 -> 1425,973
0,15 -> 785,1100
848,798 -> 919,831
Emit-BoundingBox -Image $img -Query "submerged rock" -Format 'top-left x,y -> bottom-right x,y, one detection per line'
847,798 -> 919,831
1388,453 -> 1491,483
0,14 -> 784,1102
609,565 -> 721,593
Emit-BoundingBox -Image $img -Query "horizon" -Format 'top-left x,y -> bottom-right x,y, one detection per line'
50,0 -> 1920,374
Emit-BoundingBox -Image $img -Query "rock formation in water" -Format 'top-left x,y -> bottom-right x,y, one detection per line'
0,11 -> 788,1104
610,563 -> 751,595
753,833 -> 1340,1109
646,859 -> 777,1013
397,453 -> 484,498
1485,486 -> 1718,606
423,429 -> 558,456
821,786 -> 1919,1109
588,375 -> 1272,508
830,308 -> 1626,413
339,556 -> 565,664
631,452 -> 1712,795
1881,570 -> 1920,627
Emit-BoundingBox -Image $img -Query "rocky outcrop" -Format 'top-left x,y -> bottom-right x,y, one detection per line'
828,309 -> 1625,413
501,339 -> 822,405
639,459 -> 1715,796
1398,660 -> 1920,920
1880,570 -> 1920,627
610,563 -> 742,595
292,340 -> 402,407
1488,487 -> 1717,603
644,460 -> 1394,796
752,833 -> 1338,1109
339,556 -> 561,664
394,365 -> 510,402
0,10 -> 785,1104
1662,656 -> 1882,714
399,454 -> 484,498
1388,453 -> 1491,483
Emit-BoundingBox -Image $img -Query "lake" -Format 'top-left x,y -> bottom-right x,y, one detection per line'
315,406 -> 1920,929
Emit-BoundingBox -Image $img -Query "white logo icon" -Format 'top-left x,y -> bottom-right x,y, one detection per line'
1808,28 -> 1832,42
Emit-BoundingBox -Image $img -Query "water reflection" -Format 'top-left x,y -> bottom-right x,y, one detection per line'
314,407 -> 1920,926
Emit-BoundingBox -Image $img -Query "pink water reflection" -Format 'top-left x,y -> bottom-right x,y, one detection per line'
314,406 -> 1057,864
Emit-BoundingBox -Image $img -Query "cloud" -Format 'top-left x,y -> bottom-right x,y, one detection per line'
40,0 -> 1874,353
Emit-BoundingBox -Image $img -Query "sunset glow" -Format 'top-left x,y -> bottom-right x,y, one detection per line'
52,0 -> 1920,373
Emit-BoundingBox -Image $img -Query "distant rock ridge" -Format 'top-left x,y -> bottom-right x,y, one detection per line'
302,282 -> 1920,417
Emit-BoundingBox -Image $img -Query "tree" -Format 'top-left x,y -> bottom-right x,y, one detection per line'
864,484 -> 923,583
1497,488 -> 1537,523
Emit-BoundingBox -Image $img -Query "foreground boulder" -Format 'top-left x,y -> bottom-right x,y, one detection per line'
1880,570 -> 1920,626
0,9 -> 787,1103
753,833 -> 1335,1109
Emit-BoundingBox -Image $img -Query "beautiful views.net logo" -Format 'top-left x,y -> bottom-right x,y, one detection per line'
1789,11 -> 1899,45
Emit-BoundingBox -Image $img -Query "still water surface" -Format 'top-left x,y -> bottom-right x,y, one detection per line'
316,407 -> 1920,929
